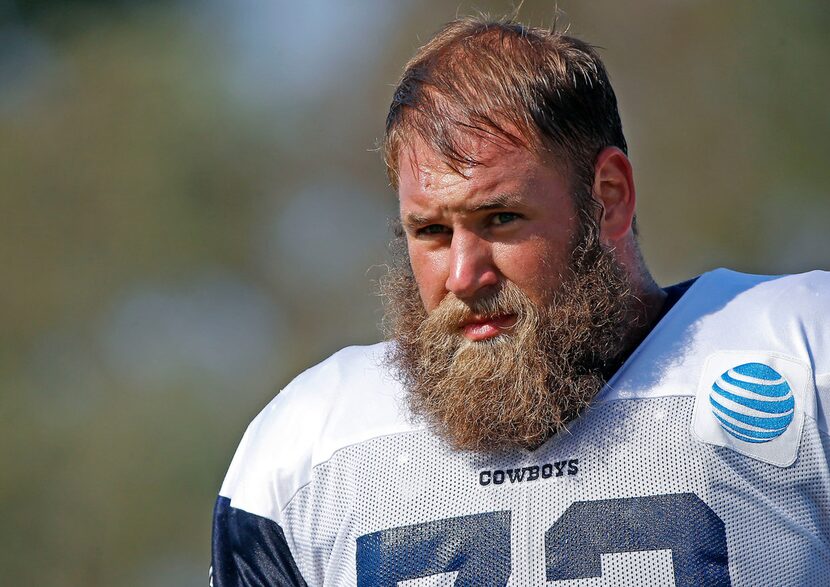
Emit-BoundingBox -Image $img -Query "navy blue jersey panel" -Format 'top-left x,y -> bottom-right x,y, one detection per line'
545,493 -> 730,586
211,496 -> 308,587
657,277 -> 698,323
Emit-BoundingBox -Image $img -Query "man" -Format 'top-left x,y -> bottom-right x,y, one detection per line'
211,17 -> 830,586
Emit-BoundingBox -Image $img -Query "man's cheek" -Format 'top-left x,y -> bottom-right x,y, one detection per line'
408,257 -> 442,312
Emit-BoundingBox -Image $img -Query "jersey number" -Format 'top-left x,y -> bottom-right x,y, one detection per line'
356,492 -> 730,586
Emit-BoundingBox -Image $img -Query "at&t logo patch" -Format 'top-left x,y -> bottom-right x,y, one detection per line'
709,362 -> 794,443
692,352 -> 813,467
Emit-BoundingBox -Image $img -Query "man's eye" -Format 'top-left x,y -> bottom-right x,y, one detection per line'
416,224 -> 450,236
492,212 -> 520,225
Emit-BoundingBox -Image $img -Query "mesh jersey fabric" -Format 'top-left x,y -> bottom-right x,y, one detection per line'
212,269 -> 830,586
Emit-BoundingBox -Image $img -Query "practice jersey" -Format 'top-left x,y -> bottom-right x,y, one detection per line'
211,269 -> 830,586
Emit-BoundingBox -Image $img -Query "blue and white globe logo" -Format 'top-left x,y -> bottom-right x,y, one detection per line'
710,362 -> 794,443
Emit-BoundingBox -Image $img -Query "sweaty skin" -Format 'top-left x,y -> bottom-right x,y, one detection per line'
398,138 -> 666,344
398,140 -> 579,335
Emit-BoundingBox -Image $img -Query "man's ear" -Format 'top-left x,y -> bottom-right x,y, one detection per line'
591,147 -> 636,244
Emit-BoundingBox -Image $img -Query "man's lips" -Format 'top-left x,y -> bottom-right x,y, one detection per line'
460,314 -> 517,341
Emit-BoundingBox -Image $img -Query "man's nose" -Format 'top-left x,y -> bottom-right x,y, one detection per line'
445,230 -> 499,299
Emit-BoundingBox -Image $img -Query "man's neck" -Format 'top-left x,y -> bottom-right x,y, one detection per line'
602,275 -> 668,381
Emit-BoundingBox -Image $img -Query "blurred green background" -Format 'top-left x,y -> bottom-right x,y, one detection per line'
1,0 -> 828,584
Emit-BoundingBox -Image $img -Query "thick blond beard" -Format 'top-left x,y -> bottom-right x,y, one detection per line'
380,221 -> 636,452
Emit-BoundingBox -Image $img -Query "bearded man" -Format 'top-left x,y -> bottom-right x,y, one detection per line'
211,17 -> 830,587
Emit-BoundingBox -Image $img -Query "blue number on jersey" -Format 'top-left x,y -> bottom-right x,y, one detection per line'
356,511 -> 511,586
356,493 -> 730,585
546,493 -> 730,586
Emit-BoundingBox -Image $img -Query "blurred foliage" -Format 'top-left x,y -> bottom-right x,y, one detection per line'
1,0 -> 828,585
0,0 -> 165,36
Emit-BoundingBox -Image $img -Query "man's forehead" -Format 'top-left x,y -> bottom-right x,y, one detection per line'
399,148 -> 458,193
398,134 -> 548,193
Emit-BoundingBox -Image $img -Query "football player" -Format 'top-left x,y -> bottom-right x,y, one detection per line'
211,16 -> 830,586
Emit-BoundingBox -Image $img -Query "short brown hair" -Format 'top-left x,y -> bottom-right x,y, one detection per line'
384,16 -> 627,207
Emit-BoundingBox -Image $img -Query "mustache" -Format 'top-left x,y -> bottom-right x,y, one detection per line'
421,283 -> 533,335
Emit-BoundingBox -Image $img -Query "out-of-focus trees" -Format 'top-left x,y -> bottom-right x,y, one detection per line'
1,1 -> 827,585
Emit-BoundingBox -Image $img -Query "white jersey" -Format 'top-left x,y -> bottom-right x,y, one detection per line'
212,269 -> 830,586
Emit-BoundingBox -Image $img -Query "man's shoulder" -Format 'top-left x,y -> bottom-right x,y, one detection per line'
270,342 -> 417,445
600,268 -> 830,404
218,342 -> 420,521
695,268 -> 829,315
680,268 -> 830,366
277,342 -> 393,407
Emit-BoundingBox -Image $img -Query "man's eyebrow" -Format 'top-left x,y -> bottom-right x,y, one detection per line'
468,192 -> 523,212
402,193 -> 523,230
403,212 -> 431,229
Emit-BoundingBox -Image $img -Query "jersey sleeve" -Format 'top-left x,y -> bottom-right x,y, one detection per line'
208,380 -> 314,587
209,343 -> 405,586
208,358 -> 324,587
210,496 -> 308,587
